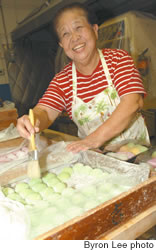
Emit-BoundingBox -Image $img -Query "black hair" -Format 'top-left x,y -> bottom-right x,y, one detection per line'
52,2 -> 98,42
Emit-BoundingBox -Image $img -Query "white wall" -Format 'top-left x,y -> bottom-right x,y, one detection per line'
0,0 -> 41,84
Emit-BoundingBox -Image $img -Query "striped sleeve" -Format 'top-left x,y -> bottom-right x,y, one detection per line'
113,50 -> 146,97
38,75 -> 66,113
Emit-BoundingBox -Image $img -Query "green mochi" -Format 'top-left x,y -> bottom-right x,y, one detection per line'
47,193 -> 61,203
110,188 -> 122,198
2,187 -> 14,196
81,165 -> 93,175
57,172 -> 71,182
66,206 -> 84,219
7,192 -> 25,204
7,192 -> 20,200
91,168 -> 104,177
73,164 -> 93,175
53,182 -> 66,193
26,192 -> 42,204
40,187 -> 55,198
97,183 -> 114,193
42,172 -> 56,184
29,178 -> 42,187
15,182 -> 29,193
81,185 -> 97,197
71,193 -> 86,206
61,167 -> 73,175
51,212 -> 69,227
73,163 -> 84,174
46,177 -> 61,188
56,197 -> 71,210
118,185 -> 131,192
84,200 -> 99,211
19,188 -> 35,199
62,187 -> 75,197
97,193 -> 111,203
73,163 -> 84,168
32,183 -> 47,193
41,206 -> 59,221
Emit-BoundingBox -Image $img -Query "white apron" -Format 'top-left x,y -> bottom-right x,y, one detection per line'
71,49 -> 150,146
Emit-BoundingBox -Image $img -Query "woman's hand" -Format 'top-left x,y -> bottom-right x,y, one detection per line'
66,139 -> 97,153
16,115 -> 40,139
16,105 -> 60,139
66,132 -> 103,153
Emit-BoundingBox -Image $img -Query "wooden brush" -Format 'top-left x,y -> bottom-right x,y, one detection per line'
27,109 -> 41,179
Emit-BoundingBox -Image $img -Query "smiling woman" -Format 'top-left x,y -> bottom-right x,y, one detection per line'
54,6 -> 99,74
17,2 -> 150,153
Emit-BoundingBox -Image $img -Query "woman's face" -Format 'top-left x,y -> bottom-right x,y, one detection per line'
56,8 -> 98,65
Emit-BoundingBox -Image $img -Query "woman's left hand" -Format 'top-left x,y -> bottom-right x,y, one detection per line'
66,137 -> 101,153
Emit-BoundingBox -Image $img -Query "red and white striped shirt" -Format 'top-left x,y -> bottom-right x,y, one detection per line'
39,48 -> 146,119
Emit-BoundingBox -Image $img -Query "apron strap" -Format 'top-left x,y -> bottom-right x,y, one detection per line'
72,49 -> 113,99
98,49 -> 113,87
72,62 -> 77,99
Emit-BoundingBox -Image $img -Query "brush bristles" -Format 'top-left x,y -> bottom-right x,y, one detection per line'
27,160 -> 41,178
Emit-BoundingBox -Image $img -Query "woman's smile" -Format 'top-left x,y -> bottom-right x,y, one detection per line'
72,43 -> 85,52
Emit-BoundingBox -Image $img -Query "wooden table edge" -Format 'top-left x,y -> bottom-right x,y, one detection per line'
99,204 -> 156,240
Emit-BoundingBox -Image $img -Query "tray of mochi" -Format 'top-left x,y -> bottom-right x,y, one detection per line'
133,146 -> 156,176
0,142 -> 154,240
105,141 -> 149,162
0,165 -> 132,239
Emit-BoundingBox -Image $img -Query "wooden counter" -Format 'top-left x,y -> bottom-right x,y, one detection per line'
0,129 -> 155,240
0,108 -> 18,130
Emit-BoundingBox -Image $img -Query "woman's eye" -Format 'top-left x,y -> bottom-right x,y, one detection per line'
63,32 -> 68,37
76,26 -> 82,30
61,31 -> 70,39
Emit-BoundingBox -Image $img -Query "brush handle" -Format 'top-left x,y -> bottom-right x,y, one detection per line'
29,109 -> 36,150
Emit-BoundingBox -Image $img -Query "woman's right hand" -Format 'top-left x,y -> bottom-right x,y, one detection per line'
16,115 -> 40,139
